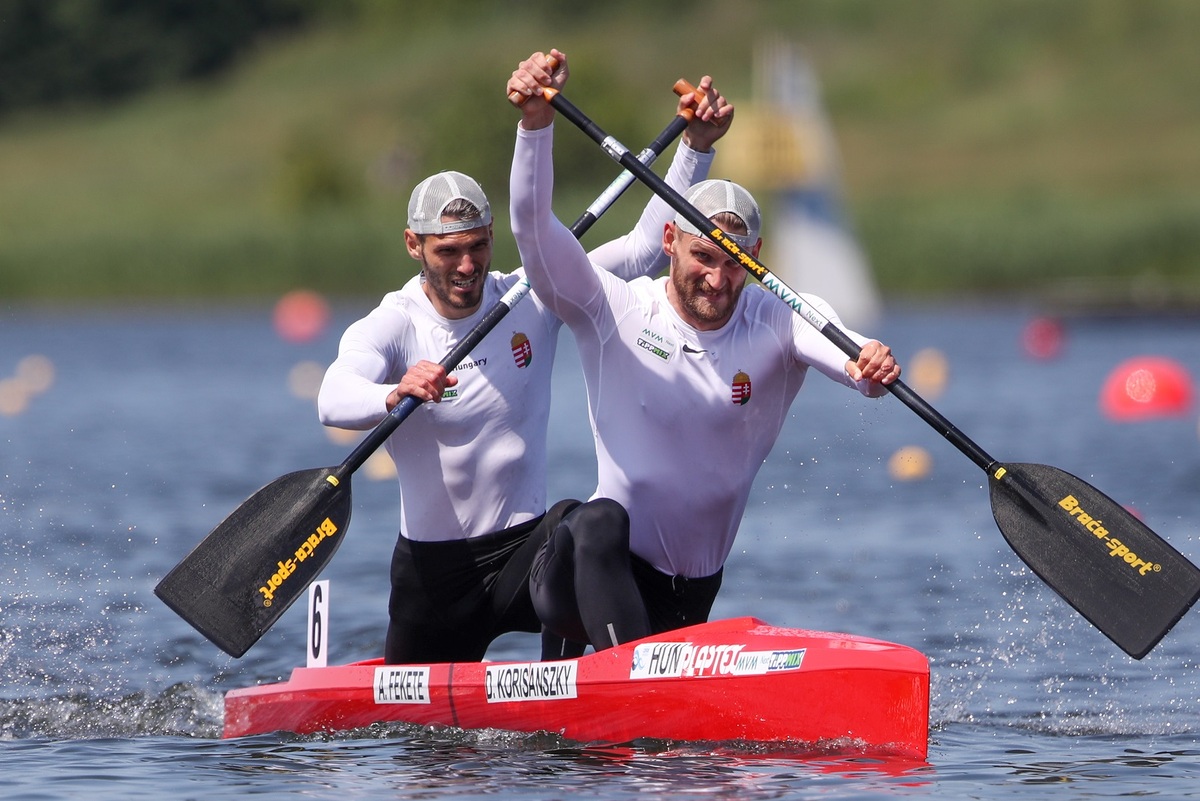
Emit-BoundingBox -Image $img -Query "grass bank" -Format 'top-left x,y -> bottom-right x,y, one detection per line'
2,0 -> 1198,309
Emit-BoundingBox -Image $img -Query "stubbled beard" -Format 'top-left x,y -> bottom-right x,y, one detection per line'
672,271 -> 740,326
422,262 -> 482,312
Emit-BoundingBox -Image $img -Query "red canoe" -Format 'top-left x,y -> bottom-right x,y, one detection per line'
224,617 -> 930,758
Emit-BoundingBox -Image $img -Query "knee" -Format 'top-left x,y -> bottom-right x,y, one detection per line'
566,498 -> 630,557
545,498 -> 582,526
572,497 -> 629,528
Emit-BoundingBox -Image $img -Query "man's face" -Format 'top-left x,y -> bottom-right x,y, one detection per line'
663,223 -> 760,331
405,224 -> 493,319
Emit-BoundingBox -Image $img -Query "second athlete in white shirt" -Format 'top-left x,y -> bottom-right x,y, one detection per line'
506,49 -> 902,656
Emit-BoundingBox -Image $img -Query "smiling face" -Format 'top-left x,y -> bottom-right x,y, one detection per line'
404,223 -> 493,319
663,217 -> 761,331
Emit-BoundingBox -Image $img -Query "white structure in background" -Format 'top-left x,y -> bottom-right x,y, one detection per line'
720,39 -> 881,330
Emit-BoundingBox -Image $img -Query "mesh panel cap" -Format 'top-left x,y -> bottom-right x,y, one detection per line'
675,179 -> 762,248
407,171 -> 493,235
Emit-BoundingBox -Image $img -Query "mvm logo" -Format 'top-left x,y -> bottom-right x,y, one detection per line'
511,332 -> 532,368
731,371 -> 752,405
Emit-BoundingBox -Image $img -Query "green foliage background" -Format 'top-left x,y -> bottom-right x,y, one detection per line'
1,0 -> 1198,309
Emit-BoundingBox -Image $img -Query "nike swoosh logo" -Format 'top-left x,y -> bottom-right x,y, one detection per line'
682,344 -> 706,354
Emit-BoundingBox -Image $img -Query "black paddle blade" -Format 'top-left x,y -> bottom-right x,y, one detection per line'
988,462 -> 1200,659
155,467 -> 352,657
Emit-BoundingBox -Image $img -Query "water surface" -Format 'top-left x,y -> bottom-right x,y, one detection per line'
2,303 -> 1199,799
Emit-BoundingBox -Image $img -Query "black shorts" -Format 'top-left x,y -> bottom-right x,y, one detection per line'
529,497 -> 723,651
631,554 -> 723,636
384,499 -> 580,664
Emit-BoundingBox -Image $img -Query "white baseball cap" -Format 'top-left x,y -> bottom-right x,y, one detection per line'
407,171 -> 492,235
674,179 -> 762,248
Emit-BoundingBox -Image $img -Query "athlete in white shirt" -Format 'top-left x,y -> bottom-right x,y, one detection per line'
506,50 -> 901,656
318,68 -> 734,664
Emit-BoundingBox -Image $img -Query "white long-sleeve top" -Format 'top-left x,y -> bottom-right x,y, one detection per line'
511,123 -> 887,577
317,141 -> 714,542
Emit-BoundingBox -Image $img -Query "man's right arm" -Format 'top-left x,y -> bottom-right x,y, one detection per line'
317,309 -> 403,430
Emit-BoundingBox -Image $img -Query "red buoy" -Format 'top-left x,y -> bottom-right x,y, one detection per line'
274,289 -> 331,344
1100,356 -> 1193,420
1022,316 -> 1064,360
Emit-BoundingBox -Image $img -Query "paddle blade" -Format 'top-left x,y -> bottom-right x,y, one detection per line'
155,467 -> 352,657
988,462 -> 1200,659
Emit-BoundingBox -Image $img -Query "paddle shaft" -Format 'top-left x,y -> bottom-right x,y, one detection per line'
533,87 -> 1001,475
337,89 -> 696,479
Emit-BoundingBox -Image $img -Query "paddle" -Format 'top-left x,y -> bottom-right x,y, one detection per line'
529,83 -> 1200,659
156,82 -> 700,657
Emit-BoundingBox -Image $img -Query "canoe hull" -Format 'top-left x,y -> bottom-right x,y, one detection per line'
223,617 -> 930,758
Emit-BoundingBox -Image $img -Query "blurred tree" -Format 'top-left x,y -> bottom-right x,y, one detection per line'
0,0 -> 312,115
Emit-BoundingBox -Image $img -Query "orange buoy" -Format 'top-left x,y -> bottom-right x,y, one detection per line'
273,289 -> 331,344
365,450 -> 397,481
1100,356 -> 1193,420
0,377 -> 29,417
1022,316 -> 1064,360
887,445 -> 933,481
325,427 -> 360,446
15,354 -> 55,394
907,348 -> 949,399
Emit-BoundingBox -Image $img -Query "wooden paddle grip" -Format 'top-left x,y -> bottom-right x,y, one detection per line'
673,79 -> 698,120
508,55 -> 561,105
